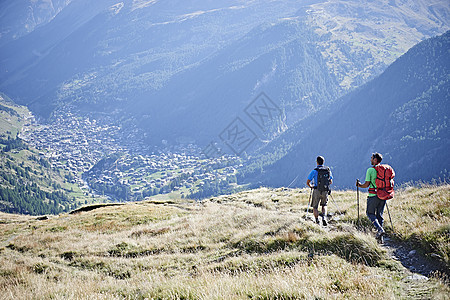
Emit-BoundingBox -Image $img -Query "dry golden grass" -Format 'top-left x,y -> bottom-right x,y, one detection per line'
388,184 -> 450,266
0,185 -> 449,299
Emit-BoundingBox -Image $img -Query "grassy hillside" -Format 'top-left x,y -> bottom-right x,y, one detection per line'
0,184 -> 448,299
0,93 -> 28,138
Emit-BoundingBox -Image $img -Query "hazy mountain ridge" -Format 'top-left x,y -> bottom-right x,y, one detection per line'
132,18 -> 341,145
308,0 -> 450,88
0,0 -> 73,48
0,0 -> 448,147
241,30 -> 450,188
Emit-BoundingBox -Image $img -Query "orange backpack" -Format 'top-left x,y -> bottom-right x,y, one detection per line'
369,164 -> 395,200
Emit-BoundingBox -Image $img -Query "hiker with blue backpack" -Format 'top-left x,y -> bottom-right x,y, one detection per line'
306,156 -> 333,226
356,152 -> 395,243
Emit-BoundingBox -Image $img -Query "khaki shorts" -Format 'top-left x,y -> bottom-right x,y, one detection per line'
311,189 -> 328,209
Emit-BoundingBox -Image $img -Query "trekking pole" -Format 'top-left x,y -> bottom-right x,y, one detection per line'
329,194 -> 341,214
306,187 -> 312,213
356,179 -> 360,228
287,174 -> 299,189
385,201 -> 394,233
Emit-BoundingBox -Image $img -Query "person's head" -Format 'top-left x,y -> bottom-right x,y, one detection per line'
371,152 -> 383,165
316,156 -> 324,165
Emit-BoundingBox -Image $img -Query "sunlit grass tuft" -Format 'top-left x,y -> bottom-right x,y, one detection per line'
0,184 -> 448,299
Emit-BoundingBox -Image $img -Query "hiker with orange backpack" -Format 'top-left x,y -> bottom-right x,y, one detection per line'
356,152 -> 395,243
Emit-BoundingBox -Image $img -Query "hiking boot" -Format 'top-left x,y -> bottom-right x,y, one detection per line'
376,230 -> 385,244
315,219 -> 320,225
322,218 -> 327,226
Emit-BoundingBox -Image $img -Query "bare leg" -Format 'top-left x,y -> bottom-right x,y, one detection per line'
322,205 -> 328,226
322,206 -> 327,218
313,208 -> 319,223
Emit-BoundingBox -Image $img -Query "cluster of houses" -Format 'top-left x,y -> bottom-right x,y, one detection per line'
20,110 -> 242,198
87,152 -> 241,196
20,111 -> 126,184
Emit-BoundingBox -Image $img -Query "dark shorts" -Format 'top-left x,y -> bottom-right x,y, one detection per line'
311,189 -> 328,209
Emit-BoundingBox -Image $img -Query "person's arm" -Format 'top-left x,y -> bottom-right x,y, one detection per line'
356,168 -> 373,188
307,170 -> 315,189
356,180 -> 370,188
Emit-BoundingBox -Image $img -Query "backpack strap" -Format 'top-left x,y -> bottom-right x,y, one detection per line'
368,166 -> 377,194
313,167 -> 320,187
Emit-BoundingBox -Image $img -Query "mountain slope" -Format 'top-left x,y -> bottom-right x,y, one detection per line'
0,0 -> 448,146
131,19 -> 341,145
243,30 -> 450,188
0,0 -> 74,48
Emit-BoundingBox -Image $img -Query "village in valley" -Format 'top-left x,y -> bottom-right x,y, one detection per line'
19,108 -> 243,201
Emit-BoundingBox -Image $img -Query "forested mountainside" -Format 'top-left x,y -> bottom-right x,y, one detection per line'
0,0 -> 448,146
239,30 -> 450,188
0,1 -> 449,204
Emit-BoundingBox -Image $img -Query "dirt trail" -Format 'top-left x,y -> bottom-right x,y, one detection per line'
382,235 -> 449,299
382,236 -> 447,277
